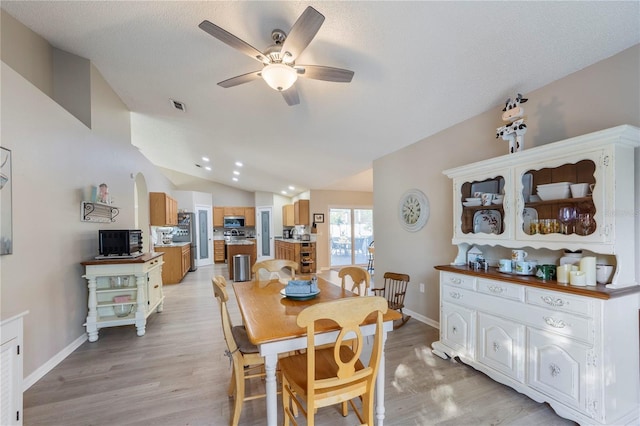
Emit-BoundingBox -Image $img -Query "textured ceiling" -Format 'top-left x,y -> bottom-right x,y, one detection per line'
2,1 -> 638,196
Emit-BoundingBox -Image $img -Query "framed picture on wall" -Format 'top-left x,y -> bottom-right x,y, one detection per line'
1,147 -> 13,255
313,213 -> 324,223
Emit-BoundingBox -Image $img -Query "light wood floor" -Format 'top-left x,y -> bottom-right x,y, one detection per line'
24,264 -> 576,425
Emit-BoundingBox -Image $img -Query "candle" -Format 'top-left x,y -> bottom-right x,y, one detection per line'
579,256 -> 597,286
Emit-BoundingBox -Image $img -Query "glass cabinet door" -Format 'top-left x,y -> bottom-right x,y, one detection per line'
453,171 -> 512,243
515,155 -> 605,244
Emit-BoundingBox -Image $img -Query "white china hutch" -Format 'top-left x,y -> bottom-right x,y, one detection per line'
433,125 -> 640,425
81,252 -> 164,342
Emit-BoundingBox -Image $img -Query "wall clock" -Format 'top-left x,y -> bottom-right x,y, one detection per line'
398,189 -> 430,232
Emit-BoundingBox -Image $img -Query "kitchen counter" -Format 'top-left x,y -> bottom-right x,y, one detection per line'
153,242 -> 190,248
274,237 -> 316,243
226,239 -> 255,246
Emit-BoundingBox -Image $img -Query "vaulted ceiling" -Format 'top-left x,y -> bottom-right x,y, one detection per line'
3,1 -> 638,196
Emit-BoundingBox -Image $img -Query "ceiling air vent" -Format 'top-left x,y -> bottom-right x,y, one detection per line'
169,99 -> 186,112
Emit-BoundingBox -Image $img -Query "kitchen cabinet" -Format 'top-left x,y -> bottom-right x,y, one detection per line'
150,192 -> 178,226
224,207 -> 245,216
213,207 -> 224,227
154,244 -> 190,284
81,253 -> 164,342
432,267 -> 640,426
283,204 -> 295,227
274,240 -> 316,273
1,311 -> 27,426
294,199 -> 310,225
214,240 -> 225,263
443,125 -> 639,287
244,207 -> 255,226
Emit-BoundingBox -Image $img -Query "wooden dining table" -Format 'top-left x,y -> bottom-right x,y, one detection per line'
232,276 -> 401,426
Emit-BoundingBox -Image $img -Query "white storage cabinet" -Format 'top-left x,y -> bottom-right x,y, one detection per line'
81,253 -> 164,342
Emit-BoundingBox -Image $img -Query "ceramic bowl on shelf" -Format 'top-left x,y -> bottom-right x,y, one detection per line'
536,183 -> 571,200
113,304 -> 133,317
463,200 -> 482,207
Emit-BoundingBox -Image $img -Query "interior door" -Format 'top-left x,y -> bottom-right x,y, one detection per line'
195,205 -> 213,266
257,207 -> 273,261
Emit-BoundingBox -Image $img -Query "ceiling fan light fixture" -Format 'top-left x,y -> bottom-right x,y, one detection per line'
262,63 -> 297,91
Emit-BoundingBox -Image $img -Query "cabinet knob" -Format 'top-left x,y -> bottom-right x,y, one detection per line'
541,295 -> 565,307
450,292 -> 462,299
543,316 -> 569,329
449,277 -> 462,284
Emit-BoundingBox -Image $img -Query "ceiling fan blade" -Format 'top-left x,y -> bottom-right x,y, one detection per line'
217,71 -> 262,88
199,20 -> 268,64
296,65 -> 354,83
281,86 -> 300,106
281,7 -> 325,62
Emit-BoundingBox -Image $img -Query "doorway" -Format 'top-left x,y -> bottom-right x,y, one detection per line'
257,206 -> 273,261
195,204 -> 213,267
329,208 -> 373,267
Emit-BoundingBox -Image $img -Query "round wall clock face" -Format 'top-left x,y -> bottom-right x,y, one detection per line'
398,189 -> 430,232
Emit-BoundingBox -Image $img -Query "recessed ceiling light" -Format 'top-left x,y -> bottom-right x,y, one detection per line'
232,177 -> 238,182
288,186 -> 295,190
204,166 -> 211,171
281,190 -> 287,195
202,156 -> 210,162
233,170 -> 240,175
235,161 -> 243,167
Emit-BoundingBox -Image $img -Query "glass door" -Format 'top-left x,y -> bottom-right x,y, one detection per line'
330,208 -> 373,267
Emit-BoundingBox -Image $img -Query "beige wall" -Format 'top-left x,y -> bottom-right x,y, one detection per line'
0,15 -> 176,383
374,44 -> 640,325
0,9 -> 53,96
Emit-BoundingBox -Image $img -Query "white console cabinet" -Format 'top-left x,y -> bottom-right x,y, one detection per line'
81,253 -> 164,342
435,125 -> 640,425
433,269 -> 639,425
1,311 -> 28,426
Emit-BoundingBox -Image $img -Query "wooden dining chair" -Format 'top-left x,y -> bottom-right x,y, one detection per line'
212,275 -> 266,426
251,259 -> 298,281
338,266 -> 371,296
371,272 -> 411,328
280,296 -> 388,426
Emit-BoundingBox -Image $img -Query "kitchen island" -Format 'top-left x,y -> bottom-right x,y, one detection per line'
227,239 -> 256,280
153,242 -> 191,284
274,238 -> 316,274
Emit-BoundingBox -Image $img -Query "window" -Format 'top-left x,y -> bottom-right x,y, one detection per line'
329,208 -> 373,267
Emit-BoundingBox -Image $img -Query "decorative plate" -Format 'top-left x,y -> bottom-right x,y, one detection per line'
522,207 -> 538,235
473,210 -> 502,234
280,288 -> 320,300
398,189 -> 430,232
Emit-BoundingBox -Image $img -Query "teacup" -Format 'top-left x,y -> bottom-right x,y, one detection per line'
512,249 -> 528,262
515,260 -> 537,275
536,264 -> 557,280
481,193 -> 494,206
498,259 -> 512,273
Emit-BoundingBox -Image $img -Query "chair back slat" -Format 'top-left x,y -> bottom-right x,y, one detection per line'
212,276 -> 240,355
297,297 -> 387,399
338,266 -> 371,296
252,259 -> 298,280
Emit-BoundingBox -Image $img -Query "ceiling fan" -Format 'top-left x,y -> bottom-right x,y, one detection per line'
199,6 -> 354,106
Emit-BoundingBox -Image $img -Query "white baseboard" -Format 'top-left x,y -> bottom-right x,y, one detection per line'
23,333 -> 87,391
404,308 -> 439,330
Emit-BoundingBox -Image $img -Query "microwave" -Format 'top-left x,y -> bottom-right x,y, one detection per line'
223,216 -> 245,228
99,229 -> 143,256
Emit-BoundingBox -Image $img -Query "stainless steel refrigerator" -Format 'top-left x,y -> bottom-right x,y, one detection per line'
173,212 -> 197,271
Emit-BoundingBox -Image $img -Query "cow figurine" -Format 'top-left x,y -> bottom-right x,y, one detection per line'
496,93 -> 528,153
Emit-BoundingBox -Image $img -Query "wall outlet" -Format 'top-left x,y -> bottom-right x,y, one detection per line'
419,283 -> 425,293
